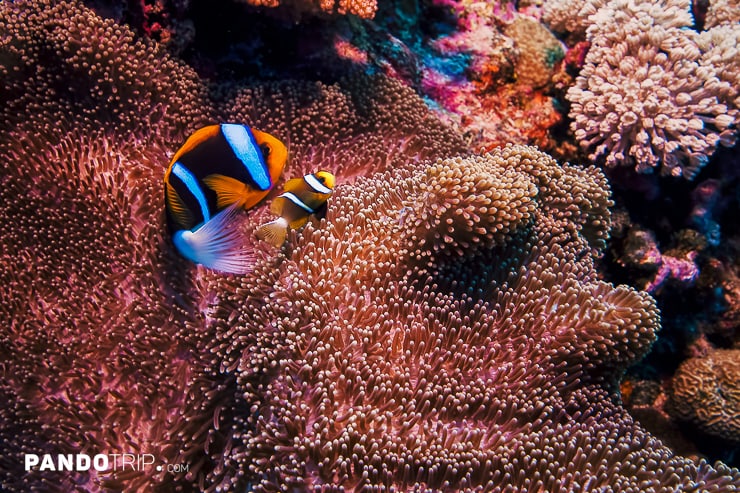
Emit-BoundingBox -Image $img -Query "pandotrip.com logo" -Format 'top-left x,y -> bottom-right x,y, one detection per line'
24,453 -> 189,474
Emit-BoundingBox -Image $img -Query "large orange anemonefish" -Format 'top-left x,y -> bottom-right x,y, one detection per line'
256,170 -> 335,247
164,123 -> 287,273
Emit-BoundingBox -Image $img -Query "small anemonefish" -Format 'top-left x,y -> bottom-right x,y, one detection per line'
256,170 -> 335,247
164,123 -> 288,273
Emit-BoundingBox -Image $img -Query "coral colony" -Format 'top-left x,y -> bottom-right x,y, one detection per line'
1,0 -> 739,492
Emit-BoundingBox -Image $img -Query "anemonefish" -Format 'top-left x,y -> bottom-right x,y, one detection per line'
256,170 -> 335,247
164,123 -> 288,273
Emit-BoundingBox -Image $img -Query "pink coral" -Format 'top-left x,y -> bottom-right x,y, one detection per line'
565,0 -> 737,177
2,0 -> 740,491
644,251 -> 700,293
704,0 -> 740,27
202,145 -> 740,490
617,227 -> 701,293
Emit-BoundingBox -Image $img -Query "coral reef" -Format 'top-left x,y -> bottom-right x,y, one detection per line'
238,0 -> 378,19
565,0 -> 737,178
669,348 -> 740,444
356,0 -> 567,152
204,144 -> 739,490
1,0 -> 740,491
542,0 -> 607,37
504,17 -> 564,89
607,168 -> 740,464
704,0 -> 740,27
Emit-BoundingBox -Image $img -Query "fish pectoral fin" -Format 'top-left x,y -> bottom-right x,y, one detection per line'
202,174 -> 249,209
172,204 -> 255,274
166,182 -> 194,229
256,217 -> 289,247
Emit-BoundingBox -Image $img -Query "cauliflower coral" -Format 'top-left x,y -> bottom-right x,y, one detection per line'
563,0 -> 738,177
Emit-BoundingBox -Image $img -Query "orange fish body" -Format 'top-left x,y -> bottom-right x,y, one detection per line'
164,124 -> 288,273
256,170 -> 335,247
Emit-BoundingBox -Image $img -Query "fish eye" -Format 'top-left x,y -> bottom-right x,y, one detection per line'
260,143 -> 271,158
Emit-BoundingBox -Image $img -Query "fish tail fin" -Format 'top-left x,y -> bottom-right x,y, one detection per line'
172,204 -> 255,274
256,217 -> 289,247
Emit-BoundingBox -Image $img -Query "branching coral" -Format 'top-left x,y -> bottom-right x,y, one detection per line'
560,0 -> 738,178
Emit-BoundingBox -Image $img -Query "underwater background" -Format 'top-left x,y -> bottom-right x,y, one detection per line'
1,0 -> 739,491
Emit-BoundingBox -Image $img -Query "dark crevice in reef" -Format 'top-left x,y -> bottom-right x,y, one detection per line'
425,227 -> 536,303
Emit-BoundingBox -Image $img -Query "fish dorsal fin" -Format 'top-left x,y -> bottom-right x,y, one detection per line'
166,181 -> 194,229
256,217 -> 289,248
202,174 -> 249,210
172,204 -> 255,274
